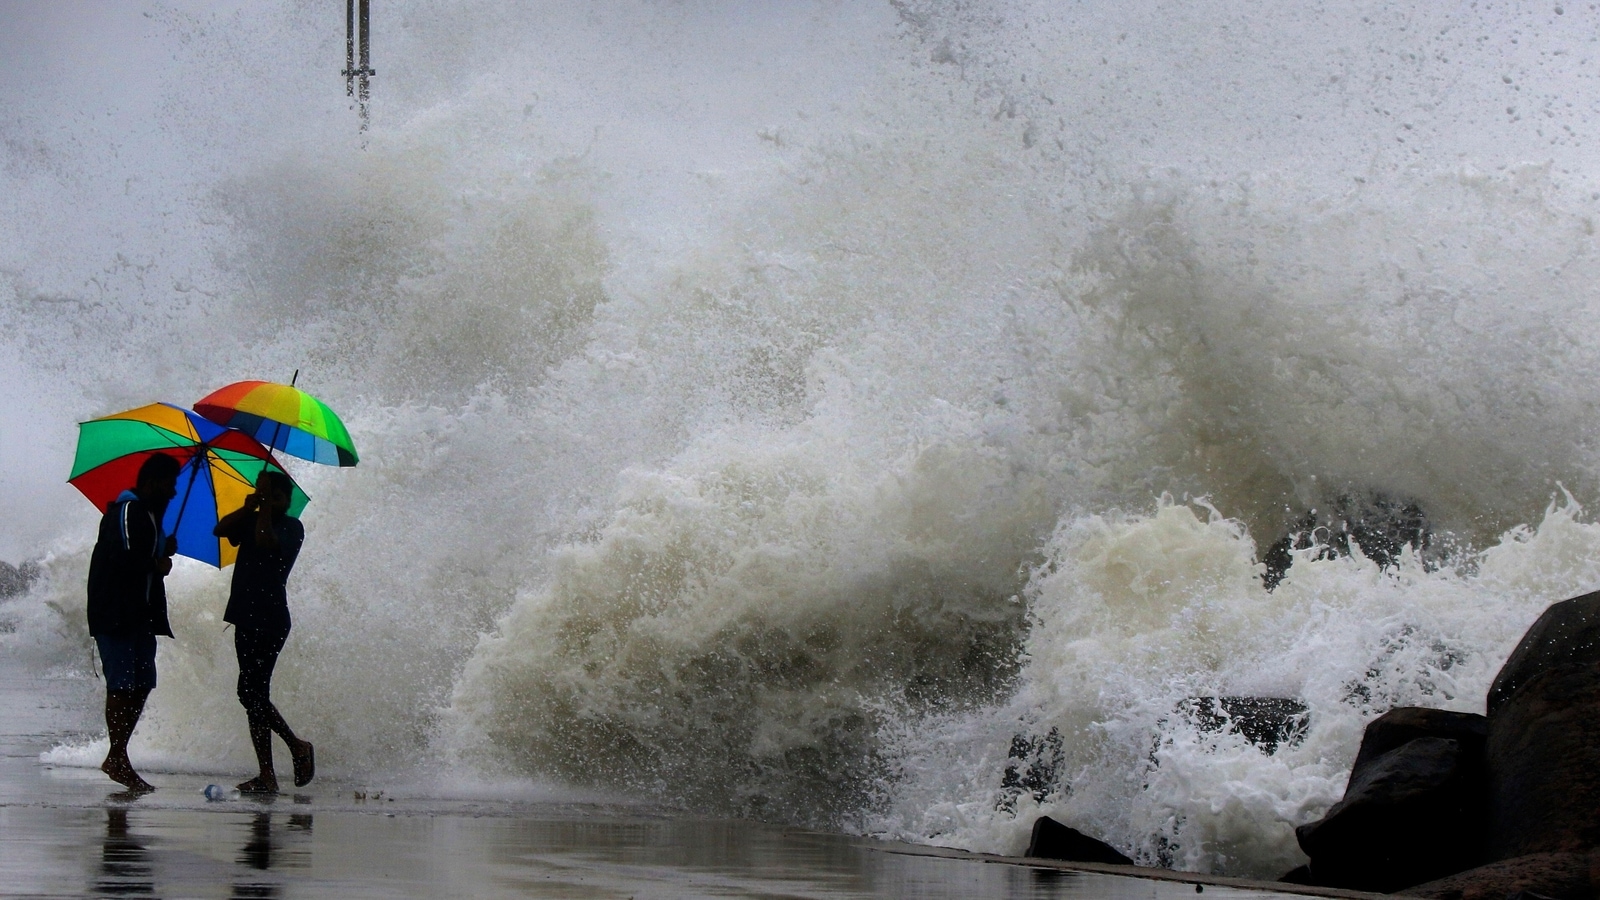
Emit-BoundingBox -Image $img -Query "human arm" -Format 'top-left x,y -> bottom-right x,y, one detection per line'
252,494 -> 280,550
154,534 -> 176,576
214,493 -> 262,546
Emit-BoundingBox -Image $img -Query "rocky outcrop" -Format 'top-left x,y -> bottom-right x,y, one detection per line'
1175,696 -> 1309,754
1261,493 -> 1430,590
999,728 -> 1063,812
1345,706 -> 1487,775
1287,590 -> 1600,897
1486,590 -> 1600,717
1026,816 -> 1134,866
1405,849 -> 1600,900
0,560 -> 38,598
1478,592 -> 1600,858
1292,710 -> 1487,892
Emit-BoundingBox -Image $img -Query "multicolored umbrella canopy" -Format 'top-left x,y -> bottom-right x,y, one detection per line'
194,380 -> 358,467
69,402 -> 309,568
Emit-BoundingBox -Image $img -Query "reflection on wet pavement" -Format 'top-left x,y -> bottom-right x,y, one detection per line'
6,800 -> 1326,900
2,643 -> 1317,898
232,809 -> 312,899
95,808 -> 152,896
85,804 -> 317,900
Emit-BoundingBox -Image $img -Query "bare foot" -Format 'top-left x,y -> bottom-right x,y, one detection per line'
100,756 -> 154,793
291,741 -> 315,787
237,775 -> 279,794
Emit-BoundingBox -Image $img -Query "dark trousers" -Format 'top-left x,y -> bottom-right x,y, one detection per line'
234,626 -> 289,719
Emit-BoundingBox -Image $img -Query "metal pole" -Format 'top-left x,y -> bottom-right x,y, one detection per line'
344,0 -> 355,97
340,0 -> 375,137
358,0 -> 372,127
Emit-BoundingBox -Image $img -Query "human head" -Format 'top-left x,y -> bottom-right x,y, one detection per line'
134,454 -> 181,505
255,470 -> 294,513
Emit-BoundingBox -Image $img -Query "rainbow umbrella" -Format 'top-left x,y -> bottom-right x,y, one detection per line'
194,378 -> 358,467
69,402 -> 309,568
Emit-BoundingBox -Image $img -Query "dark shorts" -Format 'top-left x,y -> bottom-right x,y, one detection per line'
95,633 -> 157,693
235,626 -> 289,712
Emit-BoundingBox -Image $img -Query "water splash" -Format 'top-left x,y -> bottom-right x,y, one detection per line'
5,0 -> 1600,876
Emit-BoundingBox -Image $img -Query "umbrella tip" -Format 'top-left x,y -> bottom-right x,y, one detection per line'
291,369 -> 300,387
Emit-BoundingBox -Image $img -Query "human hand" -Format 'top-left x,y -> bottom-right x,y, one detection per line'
155,556 -> 172,576
164,535 -> 177,556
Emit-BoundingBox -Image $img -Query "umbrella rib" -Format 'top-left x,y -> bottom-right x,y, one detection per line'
137,421 -> 201,451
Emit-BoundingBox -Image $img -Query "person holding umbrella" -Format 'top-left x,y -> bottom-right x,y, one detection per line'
195,373 -> 358,791
86,453 -> 180,793
214,470 -> 314,793
190,375 -> 355,792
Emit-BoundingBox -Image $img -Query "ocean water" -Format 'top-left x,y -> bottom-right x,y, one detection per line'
4,0 -> 1600,881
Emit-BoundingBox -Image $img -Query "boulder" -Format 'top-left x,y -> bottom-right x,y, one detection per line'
1486,663 -> 1600,861
1480,591 -> 1600,862
1175,696 -> 1309,754
1295,729 -> 1486,892
1348,706 -> 1486,774
1276,864 -> 1313,884
1486,590 -> 1600,717
998,728 -> 1064,812
0,560 -> 37,598
1026,816 -> 1134,866
1260,493 -> 1429,590
1403,849 -> 1600,900
1286,592 -> 1600,894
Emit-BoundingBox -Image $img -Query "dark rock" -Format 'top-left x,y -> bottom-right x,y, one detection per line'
1295,735 -> 1486,892
1297,594 -> 1600,894
1486,663 -> 1600,860
1173,696 -> 1309,754
1404,849 -> 1600,900
0,560 -> 38,599
1339,493 -> 1429,571
1260,493 -> 1430,590
1025,816 -> 1134,866
1486,590 -> 1600,716
1261,513 -> 1316,591
999,727 -> 1064,812
1349,706 -> 1487,774
1481,592 -> 1600,864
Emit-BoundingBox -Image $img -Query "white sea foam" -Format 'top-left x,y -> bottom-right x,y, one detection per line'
5,0 -> 1600,878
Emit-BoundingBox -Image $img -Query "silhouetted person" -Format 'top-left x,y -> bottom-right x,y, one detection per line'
215,471 -> 313,794
87,453 -> 179,792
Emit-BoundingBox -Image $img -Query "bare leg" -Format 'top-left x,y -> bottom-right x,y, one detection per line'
238,709 -> 279,793
238,701 -> 312,792
235,627 -> 312,791
262,702 -> 314,787
100,690 -> 154,792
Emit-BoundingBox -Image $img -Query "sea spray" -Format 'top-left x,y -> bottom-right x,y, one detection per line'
6,0 -> 1600,877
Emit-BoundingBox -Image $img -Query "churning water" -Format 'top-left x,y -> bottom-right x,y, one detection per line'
6,0 -> 1600,880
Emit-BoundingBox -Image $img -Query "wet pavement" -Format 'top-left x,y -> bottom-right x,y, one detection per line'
0,653 -> 1340,898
